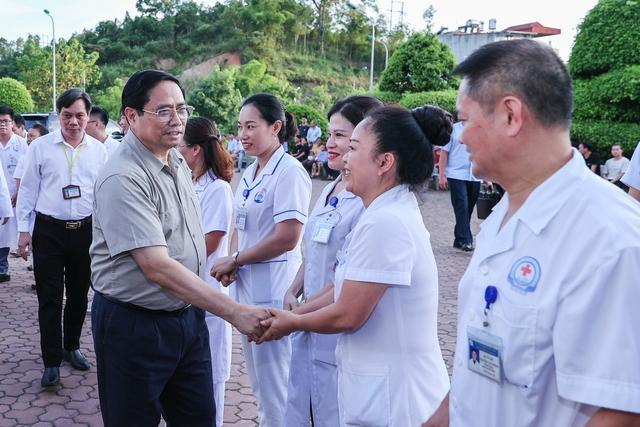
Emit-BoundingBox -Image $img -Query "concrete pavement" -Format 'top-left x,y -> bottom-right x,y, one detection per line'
0,176 -> 480,426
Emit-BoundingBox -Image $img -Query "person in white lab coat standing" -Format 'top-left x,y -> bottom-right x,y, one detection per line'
212,93 -> 311,427
179,117 -> 234,427
0,105 -> 27,281
423,39 -> 640,427
281,95 -> 383,427
258,104 -> 453,426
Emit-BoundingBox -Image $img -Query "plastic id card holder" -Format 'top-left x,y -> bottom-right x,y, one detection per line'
467,326 -> 503,383
235,207 -> 248,231
312,221 -> 334,244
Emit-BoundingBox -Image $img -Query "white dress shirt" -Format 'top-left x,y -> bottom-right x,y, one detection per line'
16,130 -> 107,232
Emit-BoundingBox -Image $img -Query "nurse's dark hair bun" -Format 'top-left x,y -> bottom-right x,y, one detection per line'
366,105 -> 453,186
411,105 -> 453,147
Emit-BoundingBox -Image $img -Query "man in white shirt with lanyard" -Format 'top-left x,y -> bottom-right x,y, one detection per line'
86,106 -> 121,158
17,88 -> 107,388
424,39 -> 640,427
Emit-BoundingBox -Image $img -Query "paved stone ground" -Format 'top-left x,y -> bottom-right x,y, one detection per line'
0,174 -> 480,426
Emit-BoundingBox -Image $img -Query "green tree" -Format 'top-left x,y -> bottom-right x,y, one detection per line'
93,78 -> 125,119
235,60 -> 295,100
189,66 -> 243,133
378,33 -> 456,94
568,0 -> 640,153
0,77 -> 34,113
16,37 -> 100,110
569,0 -> 640,79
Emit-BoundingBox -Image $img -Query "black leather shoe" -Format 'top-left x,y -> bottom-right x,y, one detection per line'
461,243 -> 474,252
0,274 -> 10,283
63,349 -> 90,371
41,367 -> 60,387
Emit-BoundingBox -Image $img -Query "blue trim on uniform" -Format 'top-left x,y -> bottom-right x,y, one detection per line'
273,209 -> 308,218
241,151 -> 287,200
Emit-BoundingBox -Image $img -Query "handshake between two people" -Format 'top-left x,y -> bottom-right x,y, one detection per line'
211,255 -> 299,344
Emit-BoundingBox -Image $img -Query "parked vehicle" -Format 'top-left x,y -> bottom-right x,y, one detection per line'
21,112 -> 123,140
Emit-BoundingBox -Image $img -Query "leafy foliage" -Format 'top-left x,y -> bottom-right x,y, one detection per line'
188,66 -> 243,133
285,103 -> 327,133
93,78 -> 126,120
569,0 -> 640,79
571,120 -> 640,154
572,65 -> 640,123
398,89 -> 457,115
379,33 -> 456,94
0,77 -> 34,113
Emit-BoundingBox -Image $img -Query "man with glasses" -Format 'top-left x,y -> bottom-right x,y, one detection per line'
0,106 -> 28,281
16,89 -> 107,388
90,69 -> 270,426
86,106 -> 121,158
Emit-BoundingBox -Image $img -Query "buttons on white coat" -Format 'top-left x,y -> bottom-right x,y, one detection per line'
480,264 -> 489,275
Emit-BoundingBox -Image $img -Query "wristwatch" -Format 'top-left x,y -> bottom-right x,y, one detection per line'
232,250 -> 242,267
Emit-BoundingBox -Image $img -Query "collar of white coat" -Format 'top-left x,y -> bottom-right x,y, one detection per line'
367,184 -> 414,212
327,175 -> 358,201
52,128 -> 96,151
0,133 -> 24,150
243,144 -> 286,185
481,148 -> 587,238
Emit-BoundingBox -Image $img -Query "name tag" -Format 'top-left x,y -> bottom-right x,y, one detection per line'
312,221 -> 334,244
235,207 -> 248,230
467,326 -> 503,383
62,185 -> 81,200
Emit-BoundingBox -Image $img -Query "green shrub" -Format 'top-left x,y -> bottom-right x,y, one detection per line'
398,89 -> 457,114
572,65 -> 640,123
571,120 -> 640,154
285,103 -> 328,133
0,77 -> 35,113
379,33 -> 457,94
370,90 -> 402,104
569,0 -> 640,79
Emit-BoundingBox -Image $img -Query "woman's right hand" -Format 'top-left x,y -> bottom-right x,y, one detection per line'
283,290 -> 300,311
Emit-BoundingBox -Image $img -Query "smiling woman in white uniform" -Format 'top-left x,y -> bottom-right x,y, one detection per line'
212,94 -> 311,427
178,117 -> 234,427
282,96 -> 383,427
259,105 -> 452,426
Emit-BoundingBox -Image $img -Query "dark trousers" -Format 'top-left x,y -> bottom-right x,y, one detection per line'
92,293 -> 215,427
448,178 -> 481,246
32,216 -> 92,367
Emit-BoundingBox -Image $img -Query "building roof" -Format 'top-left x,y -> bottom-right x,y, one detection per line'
502,22 -> 561,37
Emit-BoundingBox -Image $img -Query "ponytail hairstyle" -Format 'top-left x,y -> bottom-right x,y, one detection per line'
241,93 -> 297,144
365,105 -> 453,185
184,117 -> 234,183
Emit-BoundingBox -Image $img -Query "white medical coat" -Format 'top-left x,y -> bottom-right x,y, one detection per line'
450,149 -> 640,426
286,177 -> 364,427
334,185 -> 449,426
0,134 -> 27,247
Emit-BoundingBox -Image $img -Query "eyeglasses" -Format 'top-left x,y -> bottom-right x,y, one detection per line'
141,105 -> 195,123
0,120 -> 12,126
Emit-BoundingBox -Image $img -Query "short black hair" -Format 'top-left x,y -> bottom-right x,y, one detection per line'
122,69 -> 184,113
56,88 -> 92,113
327,96 -> 384,128
0,105 -> 15,120
579,141 -> 594,152
29,122 -> 49,136
241,93 -> 297,143
90,106 -> 109,126
13,114 -> 24,127
364,105 -> 453,186
454,39 -> 573,129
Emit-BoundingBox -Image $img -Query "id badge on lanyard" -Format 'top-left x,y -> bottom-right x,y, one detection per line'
62,144 -> 82,200
467,285 -> 503,383
312,195 -> 340,244
235,206 -> 248,231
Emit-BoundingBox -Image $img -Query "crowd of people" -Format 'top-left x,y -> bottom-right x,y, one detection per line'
0,38 -> 638,427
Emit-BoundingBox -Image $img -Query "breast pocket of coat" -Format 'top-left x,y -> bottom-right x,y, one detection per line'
491,295 -> 538,389
338,363 -> 391,427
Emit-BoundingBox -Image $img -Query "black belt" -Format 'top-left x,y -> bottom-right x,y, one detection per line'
95,290 -> 192,316
36,212 -> 92,230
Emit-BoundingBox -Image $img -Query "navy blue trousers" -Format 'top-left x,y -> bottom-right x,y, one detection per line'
447,178 -> 481,246
92,293 -> 215,427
